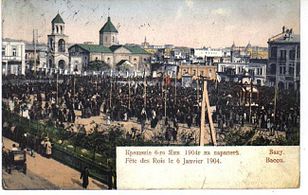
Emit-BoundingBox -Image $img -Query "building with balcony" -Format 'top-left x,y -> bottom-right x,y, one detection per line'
267,27 -> 300,90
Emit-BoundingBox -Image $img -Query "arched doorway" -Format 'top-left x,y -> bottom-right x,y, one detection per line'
58,60 -> 66,70
58,39 -> 65,52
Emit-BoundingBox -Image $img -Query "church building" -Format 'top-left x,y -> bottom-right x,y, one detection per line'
69,16 -> 151,73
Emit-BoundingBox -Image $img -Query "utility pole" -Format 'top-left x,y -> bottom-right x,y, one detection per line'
273,50 -> 279,123
174,70 -> 177,104
109,70 -> 113,109
56,70 -> 59,105
33,29 -> 38,74
249,76 -> 253,123
128,75 -> 131,110
196,64 -> 199,103
143,69 -> 147,108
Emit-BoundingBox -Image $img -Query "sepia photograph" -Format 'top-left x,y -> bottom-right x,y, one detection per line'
1,0 -> 302,190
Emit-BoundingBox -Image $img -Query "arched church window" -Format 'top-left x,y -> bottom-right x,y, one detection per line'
58,39 -> 65,52
112,36 -> 115,42
60,26 -> 63,34
56,25 -> 59,33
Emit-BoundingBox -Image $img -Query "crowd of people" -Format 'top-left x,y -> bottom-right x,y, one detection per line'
2,73 -> 300,143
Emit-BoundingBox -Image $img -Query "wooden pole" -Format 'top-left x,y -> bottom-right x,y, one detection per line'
199,80 -> 206,146
128,76 -> 131,110
174,73 -> 177,104
109,75 -> 112,109
196,65 -> 199,104
73,74 -> 76,109
56,71 -> 59,105
204,81 -> 217,146
249,78 -> 253,123
143,70 -> 147,108
273,51 -> 279,123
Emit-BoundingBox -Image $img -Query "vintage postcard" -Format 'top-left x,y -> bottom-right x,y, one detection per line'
1,0 -> 300,190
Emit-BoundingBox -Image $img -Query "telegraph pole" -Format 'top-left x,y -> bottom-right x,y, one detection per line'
33,29 -> 38,74
128,75 -> 131,110
143,69 -> 147,108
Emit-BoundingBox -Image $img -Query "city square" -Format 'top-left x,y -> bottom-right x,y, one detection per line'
1,0 -> 300,190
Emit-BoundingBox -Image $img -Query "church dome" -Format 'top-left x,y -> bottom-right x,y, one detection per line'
99,17 -> 118,33
52,13 -> 65,24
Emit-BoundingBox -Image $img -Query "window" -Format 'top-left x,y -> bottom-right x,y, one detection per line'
2,47 -> 5,56
144,58 -> 147,62
259,68 -> 262,75
297,46 -> 300,58
58,39 -> 65,52
200,71 -> 204,76
105,37 -> 107,42
280,50 -> 286,60
107,57 -> 110,61
289,67 -> 294,76
279,65 -> 286,75
270,47 -> 277,58
289,50 -> 295,60
112,36 -> 115,42
12,48 -> 17,56
133,58 -> 137,61
193,70 -> 196,76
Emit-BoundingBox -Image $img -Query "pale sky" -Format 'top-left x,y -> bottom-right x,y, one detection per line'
1,0 -> 300,48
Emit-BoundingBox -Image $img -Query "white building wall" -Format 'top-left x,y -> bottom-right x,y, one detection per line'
2,41 -> 26,75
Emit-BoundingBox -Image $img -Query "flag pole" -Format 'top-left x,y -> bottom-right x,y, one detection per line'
109,70 -> 113,109
128,75 -> 131,110
174,70 -> 177,105
143,69 -> 147,108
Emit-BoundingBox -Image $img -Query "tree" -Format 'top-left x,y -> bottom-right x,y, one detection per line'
86,60 -> 110,71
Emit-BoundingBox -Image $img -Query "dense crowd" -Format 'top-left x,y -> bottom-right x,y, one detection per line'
2,74 -> 300,137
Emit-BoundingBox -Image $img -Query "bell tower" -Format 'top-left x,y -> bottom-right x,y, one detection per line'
47,13 -> 69,70
99,16 -> 119,47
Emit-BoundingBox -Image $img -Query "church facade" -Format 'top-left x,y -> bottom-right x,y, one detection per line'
68,16 -> 151,73
46,14 -> 69,70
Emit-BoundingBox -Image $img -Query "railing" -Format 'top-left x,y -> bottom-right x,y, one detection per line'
52,144 -> 113,189
2,108 -> 115,189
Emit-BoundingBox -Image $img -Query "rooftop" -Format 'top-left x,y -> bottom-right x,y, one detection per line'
52,13 -> 65,24
110,45 -> 149,54
73,44 -> 112,53
99,17 -> 118,33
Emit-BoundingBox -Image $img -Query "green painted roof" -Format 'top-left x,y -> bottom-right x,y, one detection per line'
125,45 -> 149,54
109,45 -> 123,52
52,13 -> 65,24
100,17 -> 118,33
75,44 -> 112,53
109,45 -> 149,54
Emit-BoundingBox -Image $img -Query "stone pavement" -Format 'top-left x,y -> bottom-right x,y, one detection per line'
2,137 -> 107,190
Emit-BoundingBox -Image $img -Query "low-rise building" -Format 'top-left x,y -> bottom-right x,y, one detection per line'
178,64 -> 217,80
25,44 -> 47,70
217,62 -> 267,86
2,40 -> 26,75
